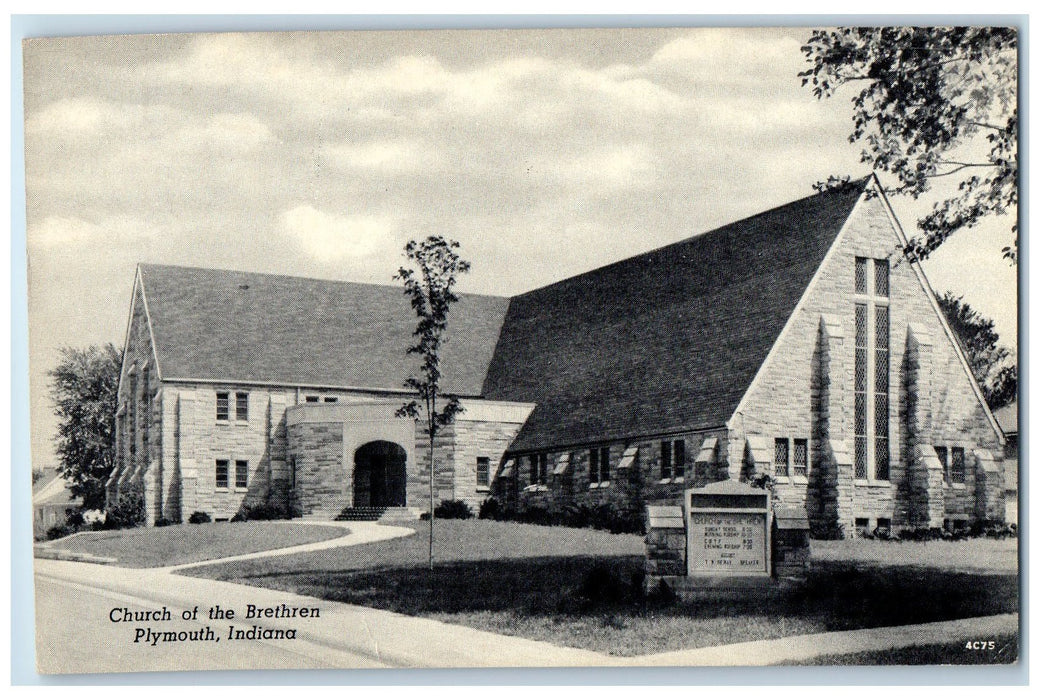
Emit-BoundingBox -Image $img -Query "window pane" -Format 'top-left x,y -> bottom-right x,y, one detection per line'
952,447 -> 966,483
793,439 -> 808,477
855,257 -> 868,294
235,460 -> 248,488
874,306 -> 889,348
476,457 -> 489,487
874,438 -> 889,481
855,349 -> 868,391
855,304 -> 868,347
874,259 -> 889,297
589,448 -> 598,481
855,393 -> 867,435
674,440 -> 685,476
216,459 -> 229,488
660,440 -> 671,477
600,447 -> 610,482
874,394 -> 889,436
305,396 -> 319,403
236,392 -> 248,421
774,438 -> 789,477
216,392 -> 229,421
854,437 -> 867,480
875,350 -> 889,393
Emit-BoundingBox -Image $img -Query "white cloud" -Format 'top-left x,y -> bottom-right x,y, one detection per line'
190,113 -> 273,151
279,205 -> 395,262
25,97 -> 120,134
527,144 -> 658,189
27,214 -> 146,248
323,138 -> 441,173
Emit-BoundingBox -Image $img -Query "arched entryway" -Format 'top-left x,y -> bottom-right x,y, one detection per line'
353,441 -> 407,508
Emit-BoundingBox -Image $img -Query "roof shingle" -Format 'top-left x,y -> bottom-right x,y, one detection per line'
482,180 -> 869,452
139,265 -> 510,395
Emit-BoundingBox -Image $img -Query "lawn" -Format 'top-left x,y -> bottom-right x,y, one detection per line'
787,633 -> 1019,665
182,520 -> 1019,657
44,522 -> 348,568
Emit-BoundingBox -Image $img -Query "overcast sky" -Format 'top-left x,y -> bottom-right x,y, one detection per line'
22,27 -> 1018,468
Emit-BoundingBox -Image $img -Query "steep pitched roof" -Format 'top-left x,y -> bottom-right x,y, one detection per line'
482,179 -> 870,452
138,265 -> 510,395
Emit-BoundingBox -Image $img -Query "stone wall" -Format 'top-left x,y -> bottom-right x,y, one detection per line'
500,428 -> 729,522
731,191 -> 1004,533
287,420 -> 346,519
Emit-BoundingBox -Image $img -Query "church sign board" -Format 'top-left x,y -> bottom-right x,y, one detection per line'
686,480 -> 771,578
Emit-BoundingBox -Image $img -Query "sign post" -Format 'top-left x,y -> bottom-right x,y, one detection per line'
685,480 -> 771,582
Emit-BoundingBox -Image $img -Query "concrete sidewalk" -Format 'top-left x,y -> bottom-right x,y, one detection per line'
32,522 -> 1020,670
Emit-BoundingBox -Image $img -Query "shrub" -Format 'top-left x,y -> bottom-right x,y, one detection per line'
154,517 -> 174,527
434,499 -> 474,520
590,503 -> 644,535
46,523 -> 75,540
419,511 -> 431,521
106,488 -> 145,529
188,511 -> 212,524
478,496 -> 502,520
810,522 -> 846,540
64,508 -> 85,529
516,506 -> 553,526
229,503 -> 293,522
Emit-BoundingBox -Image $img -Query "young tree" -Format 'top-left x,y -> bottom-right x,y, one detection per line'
49,344 -> 122,510
801,27 -> 1018,262
937,292 -> 1017,409
395,236 -> 471,569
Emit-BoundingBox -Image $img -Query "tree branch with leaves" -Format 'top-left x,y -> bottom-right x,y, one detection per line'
395,236 -> 471,569
49,344 -> 122,511
801,27 -> 1018,262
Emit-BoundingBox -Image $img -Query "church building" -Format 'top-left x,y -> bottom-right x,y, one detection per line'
106,175 -> 1006,535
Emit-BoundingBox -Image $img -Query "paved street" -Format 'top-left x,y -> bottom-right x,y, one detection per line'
35,575 -> 387,673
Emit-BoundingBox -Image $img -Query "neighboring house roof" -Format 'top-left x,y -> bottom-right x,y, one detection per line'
138,264 -> 511,395
993,401 -> 1018,437
482,179 -> 870,452
33,472 -> 76,507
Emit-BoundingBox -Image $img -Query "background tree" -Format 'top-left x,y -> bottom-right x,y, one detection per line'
49,344 -> 122,510
937,292 -> 1017,409
395,236 -> 471,569
801,27 -> 1018,262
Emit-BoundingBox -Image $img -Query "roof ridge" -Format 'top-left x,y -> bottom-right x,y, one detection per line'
511,176 -> 872,301
137,262 -> 511,302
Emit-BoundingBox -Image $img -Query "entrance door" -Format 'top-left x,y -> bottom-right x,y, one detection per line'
354,441 -> 407,507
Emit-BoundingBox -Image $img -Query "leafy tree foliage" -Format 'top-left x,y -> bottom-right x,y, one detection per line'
395,236 -> 471,568
801,27 -> 1018,262
937,292 -> 1016,408
49,344 -> 122,510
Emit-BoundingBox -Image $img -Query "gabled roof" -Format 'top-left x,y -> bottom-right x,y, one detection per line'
138,264 -> 510,395
33,471 -> 76,506
482,179 -> 870,452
